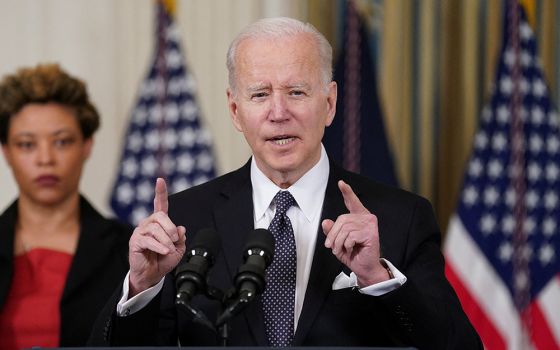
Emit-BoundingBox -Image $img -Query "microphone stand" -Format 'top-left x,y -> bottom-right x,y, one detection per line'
175,283 -> 252,346
211,286 -> 230,347
175,293 -> 216,334
175,284 -> 226,343
218,321 -> 228,347
215,289 -> 258,346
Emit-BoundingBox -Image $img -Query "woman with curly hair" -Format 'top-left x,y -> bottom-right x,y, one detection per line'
0,64 -> 132,348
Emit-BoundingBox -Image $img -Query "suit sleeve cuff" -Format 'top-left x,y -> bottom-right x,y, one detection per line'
355,259 -> 407,296
116,271 -> 165,316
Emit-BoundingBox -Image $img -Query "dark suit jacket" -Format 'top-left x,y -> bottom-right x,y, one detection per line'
0,196 -> 132,346
90,161 -> 481,349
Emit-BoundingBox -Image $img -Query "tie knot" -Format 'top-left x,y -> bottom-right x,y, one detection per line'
273,190 -> 295,215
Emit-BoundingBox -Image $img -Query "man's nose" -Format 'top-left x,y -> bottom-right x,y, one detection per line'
269,93 -> 289,122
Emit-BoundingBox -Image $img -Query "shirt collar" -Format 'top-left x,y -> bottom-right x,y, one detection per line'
251,144 -> 330,222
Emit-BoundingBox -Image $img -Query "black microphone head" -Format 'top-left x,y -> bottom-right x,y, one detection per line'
243,228 -> 274,261
177,228 -> 220,279
175,228 -> 220,303
189,227 -> 221,261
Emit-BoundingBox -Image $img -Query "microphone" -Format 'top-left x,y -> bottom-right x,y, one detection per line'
175,227 -> 220,304
216,228 -> 274,326
235,228 -> 275,302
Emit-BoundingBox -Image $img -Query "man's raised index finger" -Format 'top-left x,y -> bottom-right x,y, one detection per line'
338,180 -> 368,214
153,177 -> 169,214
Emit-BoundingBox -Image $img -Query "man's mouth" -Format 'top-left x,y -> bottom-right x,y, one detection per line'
269,136 -> 295,145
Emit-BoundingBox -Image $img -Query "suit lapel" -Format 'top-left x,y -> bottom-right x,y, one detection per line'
213,161 -> 268,346
212,161 -> 359,345
0,201 -> 17,309
293,163 -> 353,345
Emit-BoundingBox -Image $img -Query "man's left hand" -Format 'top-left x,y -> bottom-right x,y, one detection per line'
322,180 -> 390,287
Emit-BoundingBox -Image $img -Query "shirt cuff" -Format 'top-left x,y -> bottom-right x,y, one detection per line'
116,271 -> 165,316
355,259 -> 407,296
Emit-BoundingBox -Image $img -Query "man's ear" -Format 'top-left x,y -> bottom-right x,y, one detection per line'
227,88 -> 243,132
325,81 -> 337,127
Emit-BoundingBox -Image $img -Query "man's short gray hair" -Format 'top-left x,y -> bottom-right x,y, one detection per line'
226,17 -> 333,94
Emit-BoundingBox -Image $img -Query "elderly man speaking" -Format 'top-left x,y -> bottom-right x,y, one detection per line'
90,17 -> 481,349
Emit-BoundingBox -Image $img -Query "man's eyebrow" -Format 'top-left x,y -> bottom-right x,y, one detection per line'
283,82 -> 311,89
246,83 -> 270,92
244,82 -> 311,93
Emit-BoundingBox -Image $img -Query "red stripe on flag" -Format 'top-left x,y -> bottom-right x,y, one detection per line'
528,302 -> 560,350
445,262 -> 507,350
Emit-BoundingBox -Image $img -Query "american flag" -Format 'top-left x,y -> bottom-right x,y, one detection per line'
444,2 -> 560,349
110,1 -> 215,225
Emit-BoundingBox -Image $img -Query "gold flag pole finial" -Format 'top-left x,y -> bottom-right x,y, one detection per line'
161,0 -> 176,17
519,0 -> 535,29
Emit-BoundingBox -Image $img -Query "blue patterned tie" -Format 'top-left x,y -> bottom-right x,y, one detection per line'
263,190 -> 297,347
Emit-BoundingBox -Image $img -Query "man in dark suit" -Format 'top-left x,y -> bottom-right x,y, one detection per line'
90,17 -> 482,349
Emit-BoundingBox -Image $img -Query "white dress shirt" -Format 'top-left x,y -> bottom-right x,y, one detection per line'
251,145 -> 329,329
117,144 -> 406,322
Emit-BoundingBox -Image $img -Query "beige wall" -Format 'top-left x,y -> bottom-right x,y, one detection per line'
0,0 -> 306,216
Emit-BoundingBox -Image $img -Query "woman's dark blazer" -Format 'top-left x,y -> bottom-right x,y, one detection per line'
0,196 -> 132,346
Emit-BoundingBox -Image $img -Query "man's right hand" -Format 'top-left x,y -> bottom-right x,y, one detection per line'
128,178 -> 186,297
